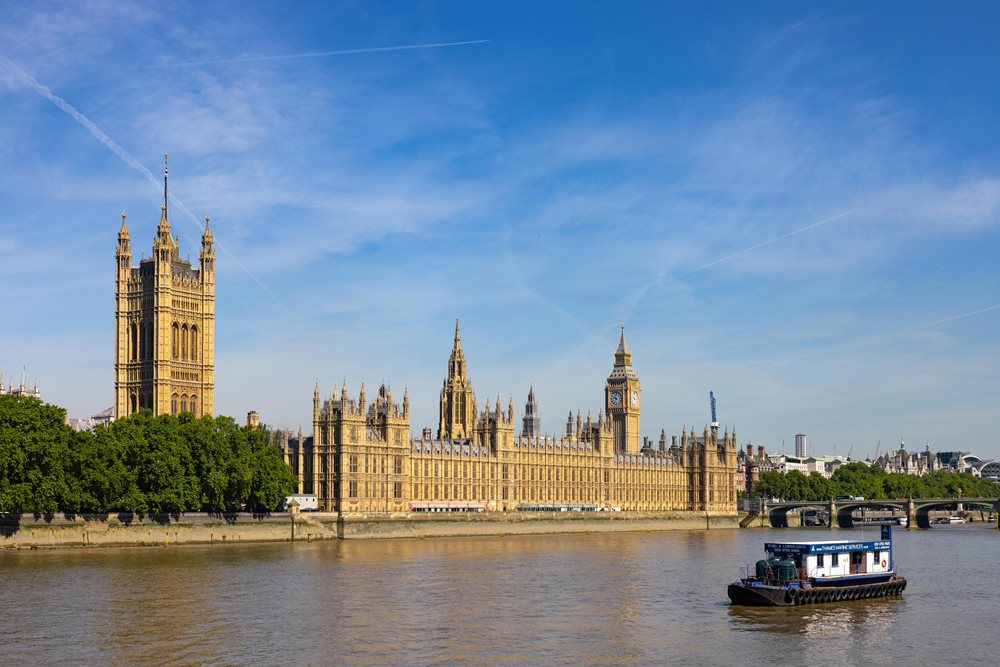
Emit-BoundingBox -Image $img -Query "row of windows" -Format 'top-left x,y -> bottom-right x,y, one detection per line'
348,481 -> 403,498
337,454 -> 725,486
127,321 -> 201,362
342,481 -> 711,506
348,455 -> 405,475
171,323 -> 199,361
126,392 -> 200,417
128,321 -> 153,361
171,393 -> 199,415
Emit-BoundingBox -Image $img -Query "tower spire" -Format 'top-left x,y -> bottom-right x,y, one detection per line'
615,324 -> 631,366
454,317 -> 462,350
163,152 -> 169,221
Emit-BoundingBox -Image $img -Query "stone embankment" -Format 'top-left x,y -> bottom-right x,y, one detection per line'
0,510 -> 737,549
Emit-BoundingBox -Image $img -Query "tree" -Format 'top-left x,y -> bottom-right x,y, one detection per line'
0,395 -> 72,512
246,426 -> 297,512
1,396 -> 298,514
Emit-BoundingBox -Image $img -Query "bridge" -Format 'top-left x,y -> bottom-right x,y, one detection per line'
749,498 -> 1000,529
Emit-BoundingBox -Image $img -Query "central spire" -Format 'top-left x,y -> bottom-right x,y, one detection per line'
163,152 -> 169,221
615,324 -> 632,366
156,153 -> 172,241
448,317 -> 466,379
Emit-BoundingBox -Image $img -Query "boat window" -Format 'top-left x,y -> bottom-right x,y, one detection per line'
817,554 -> 824,567
832,553 -> 839,566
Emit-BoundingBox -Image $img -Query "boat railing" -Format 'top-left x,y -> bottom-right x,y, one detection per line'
744,563 -> 813,586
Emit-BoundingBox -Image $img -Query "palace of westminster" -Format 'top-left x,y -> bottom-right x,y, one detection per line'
112,162 -> 738,514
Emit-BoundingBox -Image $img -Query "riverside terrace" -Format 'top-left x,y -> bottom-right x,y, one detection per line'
753,497 -> 1000,529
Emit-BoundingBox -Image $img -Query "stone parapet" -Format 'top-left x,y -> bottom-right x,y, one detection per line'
0,511 -> 737,548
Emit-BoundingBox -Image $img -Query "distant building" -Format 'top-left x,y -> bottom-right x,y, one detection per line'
0,371 -> 40,399
67,407 -> 114,431
738,448 -> 854,489
975,460 -> 1000,482
521,386 -> 541,439
873,441 -> 942,476
795,433 -> 808,458
935,451 -> 987,475
737,444 -> 776,494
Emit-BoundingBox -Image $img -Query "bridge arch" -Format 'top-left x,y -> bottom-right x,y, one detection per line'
912,499 -> 999,528
766,502 -> 831,528
831,500 -> 907,528
759,498 -> 998,529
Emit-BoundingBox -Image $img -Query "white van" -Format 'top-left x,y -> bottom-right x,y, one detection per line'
279,494 -> 318,511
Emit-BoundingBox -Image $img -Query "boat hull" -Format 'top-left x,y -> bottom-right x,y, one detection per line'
728,577 -> 907,607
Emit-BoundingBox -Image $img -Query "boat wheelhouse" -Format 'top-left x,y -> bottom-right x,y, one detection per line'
763,536 -> 894,583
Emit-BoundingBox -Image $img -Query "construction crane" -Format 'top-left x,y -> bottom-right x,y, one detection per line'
710,391 -> 719,434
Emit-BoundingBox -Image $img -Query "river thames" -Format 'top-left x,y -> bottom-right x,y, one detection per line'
2,524 -> 997,666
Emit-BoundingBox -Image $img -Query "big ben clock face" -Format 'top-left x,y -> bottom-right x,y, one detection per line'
631,391 -> 639,406
610,391 -> 623,406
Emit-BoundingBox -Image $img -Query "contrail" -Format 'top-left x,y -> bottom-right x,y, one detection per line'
0,55 -> 161,190
0,54 -> 303,325
908,302 -> 1000,331
618,210 -> 854,325
678,210 -> 854,277
760,302 -> 1000,368
160,39 -> 490,67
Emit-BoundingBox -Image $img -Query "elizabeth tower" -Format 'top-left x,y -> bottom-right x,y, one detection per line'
605,326 -> 640,453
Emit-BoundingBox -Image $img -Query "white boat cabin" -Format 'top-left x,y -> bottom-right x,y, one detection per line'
764,537 -> 893,577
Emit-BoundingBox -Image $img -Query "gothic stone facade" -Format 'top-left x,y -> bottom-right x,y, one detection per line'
114,159 -> 215,418
284,322 -> 737,513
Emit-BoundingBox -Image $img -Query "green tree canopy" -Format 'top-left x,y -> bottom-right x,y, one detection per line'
748,458 -> 1000,501
1,395 -> 295,514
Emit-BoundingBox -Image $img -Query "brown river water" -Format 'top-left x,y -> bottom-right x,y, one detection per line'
1,524 -> 997,666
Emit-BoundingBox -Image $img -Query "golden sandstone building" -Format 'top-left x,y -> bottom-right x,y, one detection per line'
114,157 -> 215,418
284,322 -> 738,513
110,158 -> 735,514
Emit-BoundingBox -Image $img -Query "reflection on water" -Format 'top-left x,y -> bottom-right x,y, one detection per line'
728,596 -> 900,635
1,525 -> 997,666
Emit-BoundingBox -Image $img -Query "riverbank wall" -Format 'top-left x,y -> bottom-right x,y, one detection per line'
0,510 -> 738,549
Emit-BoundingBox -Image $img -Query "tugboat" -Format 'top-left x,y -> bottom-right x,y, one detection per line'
728,525 -> 907,606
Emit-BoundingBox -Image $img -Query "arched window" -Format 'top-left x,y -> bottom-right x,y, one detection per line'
130,393 -> 137,414
130,323 -> 138,360
181,325 -> 188,360
181,394 -> 188,413
190,394 -> 197,416
171,323 -> 179,359
137,392 -> 143,411
147,322 -> 154,359
190,326 -> 198,362
171,393 -> 178,414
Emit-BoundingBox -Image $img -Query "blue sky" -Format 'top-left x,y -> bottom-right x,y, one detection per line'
2,1 -> 999,458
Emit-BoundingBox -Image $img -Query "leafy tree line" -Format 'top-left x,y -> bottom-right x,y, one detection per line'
0,394 -> 296,514
748,461 -> 1000,501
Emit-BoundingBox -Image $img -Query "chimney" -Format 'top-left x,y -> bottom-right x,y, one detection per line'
422,427 -> 432,441
758,445 -> 765,459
